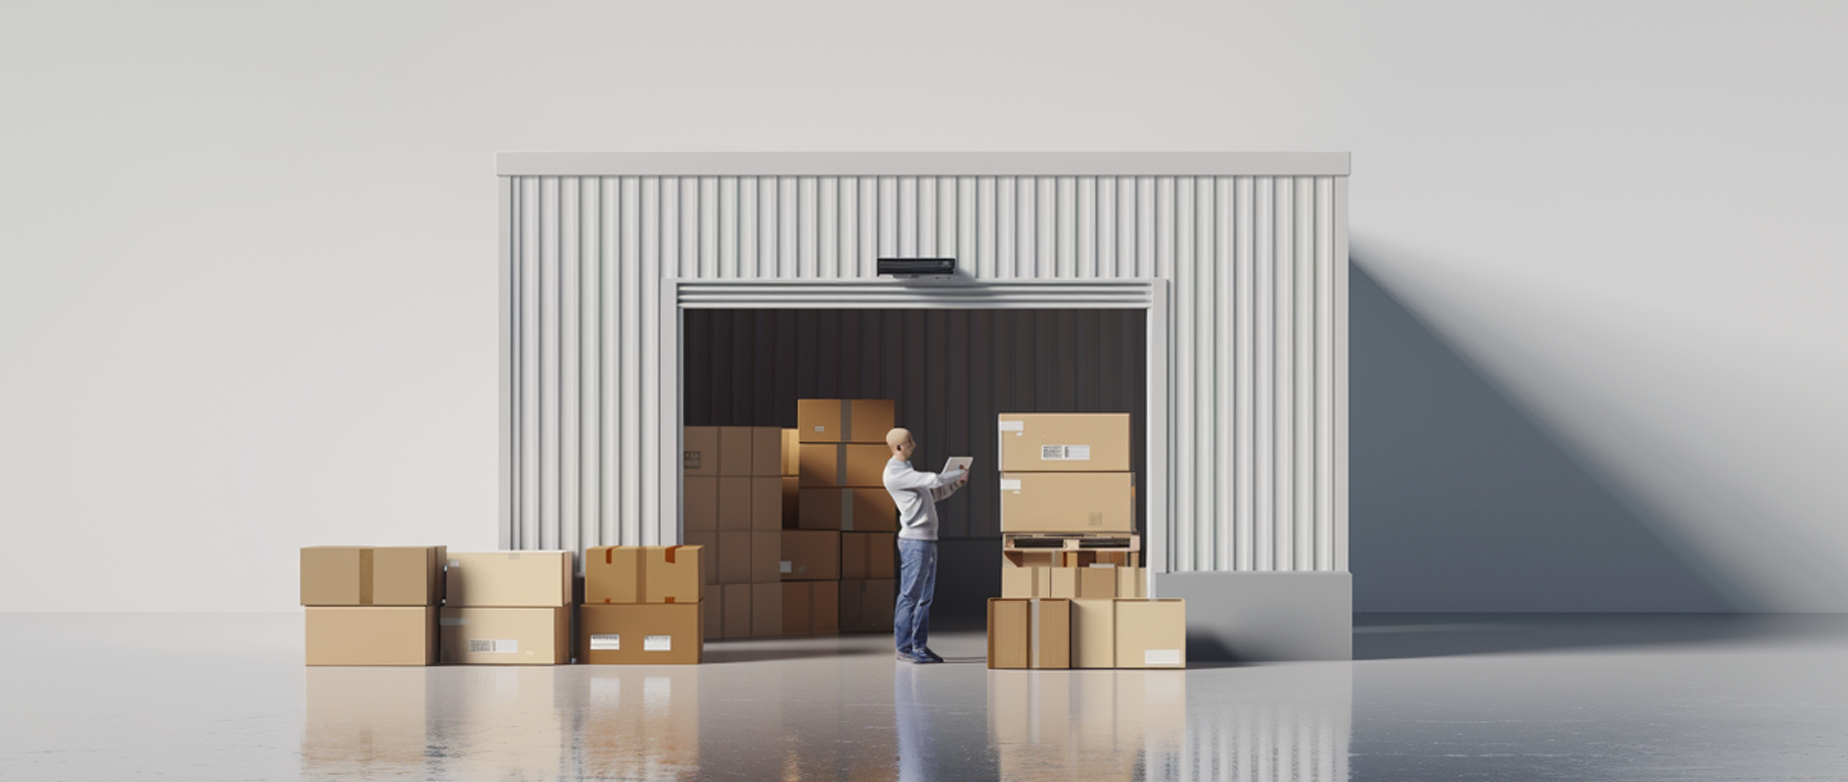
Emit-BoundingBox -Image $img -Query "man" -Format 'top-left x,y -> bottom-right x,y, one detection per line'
883,427 -> 968,664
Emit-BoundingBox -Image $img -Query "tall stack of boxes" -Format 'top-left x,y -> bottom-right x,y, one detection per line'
794,398 -> 898,634
579,545 -> 705,664
438,550 -> 572,665
301,546 -> 446,666
988,413 -> 1187,670
683,426 -> 784,639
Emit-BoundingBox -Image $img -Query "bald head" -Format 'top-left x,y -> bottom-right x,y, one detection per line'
886,427 -> 916,460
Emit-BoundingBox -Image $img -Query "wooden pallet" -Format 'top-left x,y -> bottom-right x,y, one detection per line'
1002,532 -> 1140,552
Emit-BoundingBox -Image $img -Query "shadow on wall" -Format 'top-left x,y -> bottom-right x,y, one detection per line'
1348,255 -> 1744,613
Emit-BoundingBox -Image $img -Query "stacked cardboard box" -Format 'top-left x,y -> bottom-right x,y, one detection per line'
580,545 -> 704,664
438,550 -> 572,665
683,425 -> 785,639
301,546 -> 446,666
795,398 -> 897,634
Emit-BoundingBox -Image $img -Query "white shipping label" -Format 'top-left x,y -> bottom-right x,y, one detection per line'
590,634 -> 621,651
780,560 -> 793,573
999,479 -> 1022,491
1066,445 -> 1091,460
448,559 -> 460,568
1144,649 -> 1182,666
469,639 -> 519,654
440,617 -> 469,626
643,635 -> 673,652
1040,444 -> 1091,461
997,420 -> 1024,432
812,425 -> 826,433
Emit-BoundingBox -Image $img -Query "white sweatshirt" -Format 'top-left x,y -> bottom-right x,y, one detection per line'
883,458 -> 967,541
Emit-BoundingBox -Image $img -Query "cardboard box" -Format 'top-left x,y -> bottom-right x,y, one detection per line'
301,546 -> 445,607
683,426 -> 719,476
750,531 -> 782,583
716,476 -> 782,532
798,398 -> 895,443
1069,598 -> 1116,669
717,532 -> 751,584
1050,565 -> 1121,599
751,426 -> 783,476
578,603 -> 703,665
997,413 -> 1132,472
840,532 -> 896,580
443,551 -> 572,607
1118,566 -> 1146,599
750,477 -> 783,531
986,598 -> 1070,670
722,583 -> 752,639
839,579 -> 895,633
1114,599 -> 1186,669
799,487 -> 898,532
782,476 -> 800,529
438,607 -> 569,665
717,477 -> 751,532
999,472 -> 1135,533
782,581 -> 840,635
684,531 -> 718,585
716,426 -> 751,476
1000,566 -> 1052,598
798,443 -> 891,488
305,606 -> 438,666
779,531 -> 840,581
584,545 -> 703,604
706,584 -> 726,639
751,582 -> 782,637
782,428 -> 800,476
684,476 -> 718,532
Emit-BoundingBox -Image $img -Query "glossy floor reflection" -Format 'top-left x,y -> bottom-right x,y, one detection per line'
1,614 -> 1844,780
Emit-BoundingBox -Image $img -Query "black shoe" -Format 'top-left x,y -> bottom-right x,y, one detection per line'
918,648 -> 945,663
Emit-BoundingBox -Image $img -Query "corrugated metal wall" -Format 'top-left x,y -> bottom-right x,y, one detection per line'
503,174 -> 1345,573
682,309 -> 1147,539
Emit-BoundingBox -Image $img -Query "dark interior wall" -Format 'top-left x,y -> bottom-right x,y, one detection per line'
684,309 -> 1147,591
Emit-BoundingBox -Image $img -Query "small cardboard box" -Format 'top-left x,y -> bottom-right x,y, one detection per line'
798,443 -> 892,488
1000,566 -> 1052,598
583,545 -> 703,604
840,532 -> 896,580
1117,566 -> 1146,599
751,582 -> 782,637
683,426 -> 719,476
750,531 -> 782,583
717,477 -> 752,532
684,476 -> 718,532
438,607 -> 569,665
751,426 -> 783,476
986,598 -> 1070,670
578,603 -> 703,665
797,398 -> 895,444
779,531 -> 841,581
684,531 -> 718,585
722,583 -> 752,639
443,551 -> 572,608
799,487 -> 898,532
716,426 -> 754,477
1050,565 -> 1120,599
749,477 -> 783,531
781,428 -> 800,476
1069,598 -> 1116,669
305,606 -> 438,666
839,579 -> 895,633
706,585 -> 726,640
782,581 -> 840,635
781,477 -> 800,529
999,472 -> 1135,533
1114,599 -> 1186,669
301,546 -> 446,607
997,413 -> 1132,472
716,532 -> 751,584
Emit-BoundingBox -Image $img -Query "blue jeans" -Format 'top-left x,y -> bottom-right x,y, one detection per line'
894,538 -> 938,656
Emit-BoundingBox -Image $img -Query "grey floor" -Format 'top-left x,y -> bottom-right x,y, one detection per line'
2,614 -> 1845,781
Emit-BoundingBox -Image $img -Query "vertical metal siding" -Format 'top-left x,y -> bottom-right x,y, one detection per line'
504,174 -> 1346,573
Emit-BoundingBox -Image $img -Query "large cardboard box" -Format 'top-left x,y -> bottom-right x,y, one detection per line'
782,428 -> 800,476
799,487 -> 898,532
986,598 -> 1070,670
683,426 -> 719,476
797,398 -> 895,443
999,472 -> 1135,533
584,545 -> 703,604
722,583 -> 752,639
1050,565 -> 1121,599
751,582 -> 782,637
782,581 -> 840,635
1114,599 -> 1186,669
798,443 -> 891,488
301,546 -> 445,606
578,603 -> 703,665
684,531 -> 718,585
1069,598 -> 1116,669
438,607 -> 570,665
716,532 -> 751,584
840,532 -> 896,580
443,551 -> 572,607
684,476 -> 718,532
839,579 -> 895,633
1000,566 -> 1052,598
997,413 -> 1132,472
779,531 -> 840,581
305,606 -> 438,666
750,531 -> 782,583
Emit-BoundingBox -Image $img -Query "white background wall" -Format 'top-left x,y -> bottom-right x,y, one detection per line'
3,1 -> 1842,613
